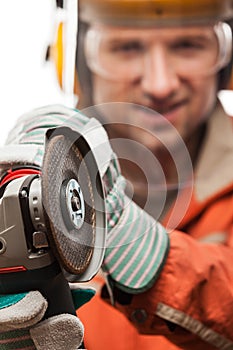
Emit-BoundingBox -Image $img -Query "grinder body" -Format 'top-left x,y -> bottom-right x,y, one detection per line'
0,173 -> 77,317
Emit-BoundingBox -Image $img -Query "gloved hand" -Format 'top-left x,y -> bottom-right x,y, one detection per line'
1,104 -> 169,297
0,289 -> 89,350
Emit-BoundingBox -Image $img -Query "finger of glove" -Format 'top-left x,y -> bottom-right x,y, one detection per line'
0,144 -> 45,174
0,106 -> 91,174
0,291 -> 47,331
30,314 -> 84,350
6,105 -> 89,145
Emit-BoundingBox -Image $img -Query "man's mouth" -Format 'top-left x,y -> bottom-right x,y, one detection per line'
143,99 -> 186,115
131,99 -> 187,125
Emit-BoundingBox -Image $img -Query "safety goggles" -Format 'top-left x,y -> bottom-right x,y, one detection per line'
84,22 -> 232,82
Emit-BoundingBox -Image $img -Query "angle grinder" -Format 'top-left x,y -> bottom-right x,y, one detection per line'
0,125 -> 106,318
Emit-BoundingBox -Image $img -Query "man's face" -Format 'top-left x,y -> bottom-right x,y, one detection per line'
85,24 -> 222,152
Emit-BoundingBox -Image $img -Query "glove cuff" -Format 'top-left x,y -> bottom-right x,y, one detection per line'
0,329 -> 35,349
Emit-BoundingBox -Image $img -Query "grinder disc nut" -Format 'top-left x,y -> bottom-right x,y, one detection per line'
64,178 -> 85,230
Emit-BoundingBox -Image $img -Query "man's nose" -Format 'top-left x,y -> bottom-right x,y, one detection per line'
141,45 -> 180,99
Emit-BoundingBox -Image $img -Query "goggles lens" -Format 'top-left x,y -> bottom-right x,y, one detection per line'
84,22 -> 232,82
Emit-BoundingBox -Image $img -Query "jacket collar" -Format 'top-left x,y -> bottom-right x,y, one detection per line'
195,101 -> 233,202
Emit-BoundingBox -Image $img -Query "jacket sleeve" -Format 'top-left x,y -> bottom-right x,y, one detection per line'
114,193 -> 233,350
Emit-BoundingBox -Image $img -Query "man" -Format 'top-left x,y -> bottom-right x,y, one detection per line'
1,0 -> 233,349
74,1 -> 233,349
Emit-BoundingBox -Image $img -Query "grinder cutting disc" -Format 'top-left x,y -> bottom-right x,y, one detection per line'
41,126 -> 106,279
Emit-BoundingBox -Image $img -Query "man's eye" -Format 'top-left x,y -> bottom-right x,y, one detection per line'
173,40 -> 205,51
111,41 -> 143,54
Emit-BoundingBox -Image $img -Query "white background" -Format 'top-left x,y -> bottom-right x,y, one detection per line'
0,0 -> 66,145
0,0 -> 232,145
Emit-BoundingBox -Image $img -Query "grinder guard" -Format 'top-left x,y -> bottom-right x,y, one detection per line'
42,125 -> 107,282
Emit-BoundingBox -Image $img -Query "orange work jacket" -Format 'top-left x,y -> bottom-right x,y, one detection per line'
78,104 -> 233,350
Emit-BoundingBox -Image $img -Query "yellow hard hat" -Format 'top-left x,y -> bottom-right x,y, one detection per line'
79,0 -> 233,26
